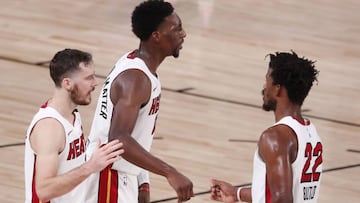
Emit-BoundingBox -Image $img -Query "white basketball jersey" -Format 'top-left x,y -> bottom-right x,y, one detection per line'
24,104 -> 87,203
251,116 -> 323,203
86,51 -> 161,176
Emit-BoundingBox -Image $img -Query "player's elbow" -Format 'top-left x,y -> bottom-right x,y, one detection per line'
114,134 -> 132,149
35,186 -> 53,202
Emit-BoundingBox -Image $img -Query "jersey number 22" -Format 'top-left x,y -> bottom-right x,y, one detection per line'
301,142 -> 323,183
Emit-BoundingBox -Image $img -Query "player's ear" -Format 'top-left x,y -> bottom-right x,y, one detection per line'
275,84 -> 282,96
62,77 -> 73,91
151,31 -> 161,43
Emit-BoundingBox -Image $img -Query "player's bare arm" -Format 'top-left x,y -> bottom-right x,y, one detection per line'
31,117 -> 91,201
109,69 -> 193,202
31,118 -> 123,202
258,125 -> 297,203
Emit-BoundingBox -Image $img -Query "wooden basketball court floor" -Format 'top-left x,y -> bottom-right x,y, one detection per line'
0,0 -> 359,202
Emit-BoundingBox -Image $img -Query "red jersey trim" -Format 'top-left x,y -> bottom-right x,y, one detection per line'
127,51 -> 137,59
292,116 -> 311,126
32,156 -> 50,203
265,175 -> 272,203
40,100 -> 49,108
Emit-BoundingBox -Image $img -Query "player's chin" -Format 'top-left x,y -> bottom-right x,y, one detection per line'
172,48 -> 181,58
81,97 -> 92,106
86,96 -> 93,104
172,53 -> 180,58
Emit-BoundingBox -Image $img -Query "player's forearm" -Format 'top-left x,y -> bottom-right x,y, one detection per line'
120,135 -> 174,177
36,164 -> 92,201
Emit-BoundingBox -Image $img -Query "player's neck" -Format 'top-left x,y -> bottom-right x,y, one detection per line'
49,89 -> 77,120
136,44 -> 164,75
274,104 -> 302,122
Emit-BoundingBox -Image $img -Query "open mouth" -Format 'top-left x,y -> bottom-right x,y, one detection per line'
179,40 -> 184,49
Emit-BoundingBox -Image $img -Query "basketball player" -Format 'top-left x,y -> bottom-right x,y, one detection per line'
210,51 -> 323,203
85,1 -> 193,203
24,49 -> 124,203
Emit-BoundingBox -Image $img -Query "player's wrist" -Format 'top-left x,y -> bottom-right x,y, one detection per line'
81,161 -> 95,176
139,183 -> 150,192
162,164 -> 177,178
236,187 -> 243,202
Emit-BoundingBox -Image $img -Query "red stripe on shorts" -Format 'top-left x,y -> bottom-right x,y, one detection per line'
98,164 -> 118,203
110,169 -> 118,202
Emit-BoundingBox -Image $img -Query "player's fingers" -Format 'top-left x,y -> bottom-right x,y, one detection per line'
220,190 -> 228,201
107,139 -> 120,145
106,148 -> 124,160
212,185 -> 223,200
178,186 -> 190,202
185,186 -> 193,201
109,142 -> 124,152
104,139 -> 121,149
212,179 -> 230,190
106,153 -> 122,164
101,141 -> 123,154
210,193 -> 220,201
211,179 -> 221,187
176,190 -> 183,203
210,186 -> 220,195
188,185 -> 194,199
110,148 -> 124,156
177,188 -> 185,202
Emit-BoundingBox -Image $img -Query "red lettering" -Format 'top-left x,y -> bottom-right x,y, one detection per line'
67,134 -> 86,160
151,115 -> 158,135
74,139 -> 80,157
301,142 -> 323,182
67,142 -> 75,160
148,96 -> 161,115
79,134 -> 85,155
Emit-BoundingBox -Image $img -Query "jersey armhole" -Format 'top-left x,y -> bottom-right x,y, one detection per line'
276,123 -> 299,164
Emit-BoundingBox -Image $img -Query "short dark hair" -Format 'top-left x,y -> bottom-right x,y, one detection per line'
131,0 -> 174,41
49,48 -> 92,87
268,51 -> 319,105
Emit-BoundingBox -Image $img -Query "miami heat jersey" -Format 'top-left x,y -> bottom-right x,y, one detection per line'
86,51 -> 161,176
24,105 -> 86,203
251,116 -> 323,203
